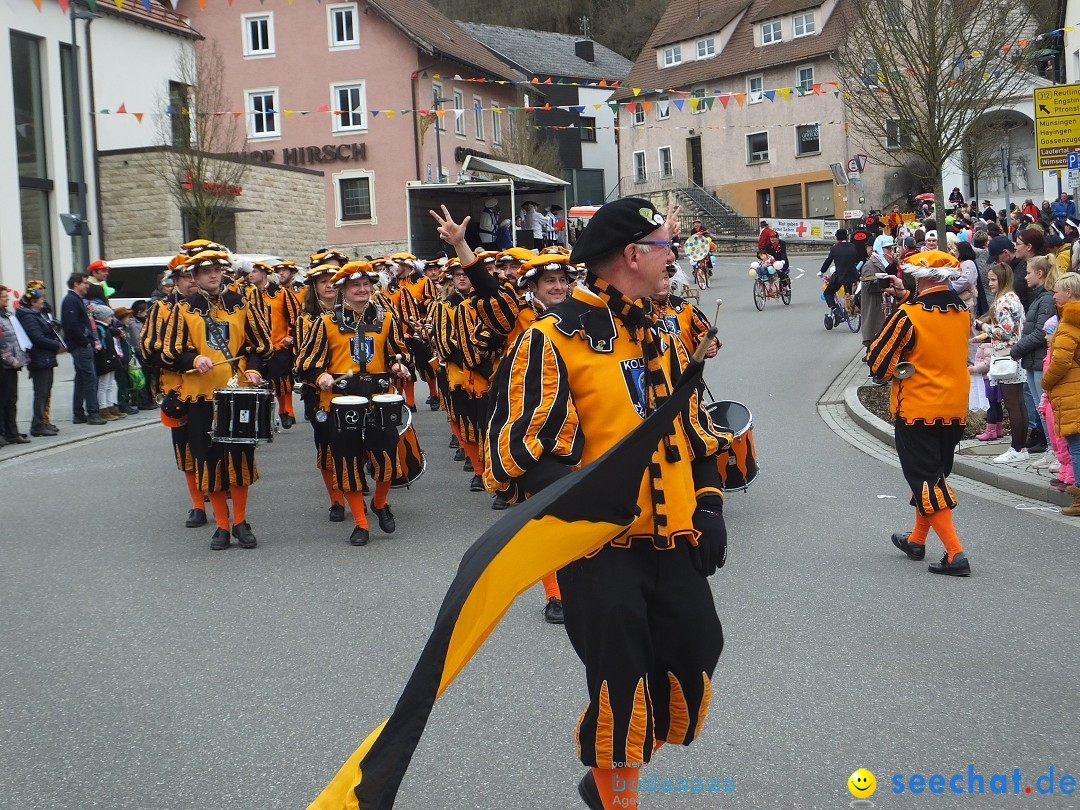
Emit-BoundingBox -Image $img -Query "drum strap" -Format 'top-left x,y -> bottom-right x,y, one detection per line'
203,312 -> 235,364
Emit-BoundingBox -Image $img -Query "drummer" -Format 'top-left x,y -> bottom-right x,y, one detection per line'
245,261 -> 301,428
294,261 -> 413,546
653,263 -> 719,358
161,250 -> 274,550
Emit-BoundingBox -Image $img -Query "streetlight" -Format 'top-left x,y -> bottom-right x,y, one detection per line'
65,2 -> 100,269
433,90 -> 452,184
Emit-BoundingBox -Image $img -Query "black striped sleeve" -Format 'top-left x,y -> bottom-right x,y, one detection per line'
866,309 -> 915,380
477,283 -> 522,337
294,317 -> 329,382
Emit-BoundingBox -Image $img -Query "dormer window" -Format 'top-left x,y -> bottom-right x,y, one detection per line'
663,45 -> 682,66
696,37 -> 716,59
793,12 -> 815,36
760,20 -> 782,45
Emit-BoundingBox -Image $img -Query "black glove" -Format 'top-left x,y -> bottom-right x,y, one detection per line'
689,492 -> 727,577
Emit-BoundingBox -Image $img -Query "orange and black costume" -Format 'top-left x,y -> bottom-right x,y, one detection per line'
428,289 -> 479,448
248,281 -> 300,420
485,276 -> 729,773
161,288 -> 273,493
655,294 -> 713,355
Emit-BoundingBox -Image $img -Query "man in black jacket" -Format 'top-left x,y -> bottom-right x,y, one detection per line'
60,272 -> 105,425
819,229 -> 861,327
15,287 -> 62,436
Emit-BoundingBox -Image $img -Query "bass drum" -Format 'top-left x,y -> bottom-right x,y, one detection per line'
704,400 -> 759,491
389,425 -> 426,488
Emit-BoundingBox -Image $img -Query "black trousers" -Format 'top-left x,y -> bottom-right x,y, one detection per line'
824,269 -> 859,312
0,367 -> 19,437
559,540 -> 724,768
28,367 -> 54,429
894,421 -> 965,515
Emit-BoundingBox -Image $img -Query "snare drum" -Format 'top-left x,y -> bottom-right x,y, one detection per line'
331,396 -> 369,432
705,400 -> 759,491
371,393 -> 411,435
212,388 -> 275,444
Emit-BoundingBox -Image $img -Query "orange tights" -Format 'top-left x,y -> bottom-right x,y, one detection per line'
207,485 -> 248,529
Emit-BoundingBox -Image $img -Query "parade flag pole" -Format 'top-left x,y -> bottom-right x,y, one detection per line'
309,335 -> 716,810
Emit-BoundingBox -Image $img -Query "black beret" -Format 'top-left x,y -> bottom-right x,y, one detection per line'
569,197 -> 665,265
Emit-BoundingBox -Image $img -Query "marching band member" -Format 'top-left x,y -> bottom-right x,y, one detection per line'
378,253 -> 425,411
244,261 -> 301,428
141,255 -> 204,527
273,260 -> 304,299
653,263 -> 719,357
161,250 -> 273,550
294,262 -> 412,546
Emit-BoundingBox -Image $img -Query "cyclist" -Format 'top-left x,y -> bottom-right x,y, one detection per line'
819,228 -> 861,328
764,232 -> 791,292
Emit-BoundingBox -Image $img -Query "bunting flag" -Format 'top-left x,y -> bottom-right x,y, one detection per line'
309,349 -> 712,810
116,102 -> 127,114
133,112 -> 144,123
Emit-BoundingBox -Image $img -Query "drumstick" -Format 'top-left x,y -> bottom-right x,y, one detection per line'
713,298 -> 723,324
185,357 -> 242,374
333,370 -> 355,383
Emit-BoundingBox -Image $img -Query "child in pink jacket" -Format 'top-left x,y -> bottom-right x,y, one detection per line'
969,338 -> 1003,440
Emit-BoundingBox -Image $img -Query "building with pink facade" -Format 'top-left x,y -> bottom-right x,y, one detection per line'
177,0 -> 524,257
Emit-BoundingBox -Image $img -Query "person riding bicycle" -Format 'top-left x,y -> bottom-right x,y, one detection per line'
691,220 -> 714,277
819,228 -> 861,328
764,232 -> 791,290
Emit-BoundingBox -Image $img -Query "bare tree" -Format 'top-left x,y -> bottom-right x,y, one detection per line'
834,0 -> 1052,228
143,40 -> 249,245
492,108 -> 563,177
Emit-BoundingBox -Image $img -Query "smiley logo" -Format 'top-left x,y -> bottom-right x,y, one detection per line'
847,768 -> 876,798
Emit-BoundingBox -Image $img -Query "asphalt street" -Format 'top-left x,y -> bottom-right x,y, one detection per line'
2,254 -> 1077,810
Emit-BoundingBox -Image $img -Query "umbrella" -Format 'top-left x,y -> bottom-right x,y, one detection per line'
915,192 -> 936,202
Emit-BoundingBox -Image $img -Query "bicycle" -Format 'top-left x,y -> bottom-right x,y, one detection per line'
822,278 -> 862,333
694,258 -> 711,289
752,271 -> 791,310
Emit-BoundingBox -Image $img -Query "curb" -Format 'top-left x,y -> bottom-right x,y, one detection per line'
841,371 -> 1072,508
0,414 -> 158,464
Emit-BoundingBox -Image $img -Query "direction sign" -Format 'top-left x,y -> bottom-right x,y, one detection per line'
1069,151 -> 1079,171
1034,86 -> 1080,170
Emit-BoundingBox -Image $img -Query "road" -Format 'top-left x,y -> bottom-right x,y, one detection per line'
2,254 -> 1077,809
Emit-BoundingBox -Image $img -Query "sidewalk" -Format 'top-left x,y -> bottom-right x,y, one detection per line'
2,353 -> 158,462
827,351 -> 1072,508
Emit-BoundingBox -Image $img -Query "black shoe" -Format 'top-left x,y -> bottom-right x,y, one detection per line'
928,551 -> 970,577
470,473 -> 484,492
210,528 -> 231,550
371,499 -> 396,533
1025,430 -> 1045,450
449,435 -> 459,449
5,434 -> 30,444
891,532 -> 926,561
407,404 -> 417,413
491,496 -> 509,510
185,508 -> 208,528
1028,443 -> 1048,454
280,413 -> 295,429
73,415 -> 88,424
0,435 -> 8,447
429,399 -> 440,411
463,458 -> 474,472
329,503 -> 346,522
31,426 -> 58,437
232,521 -> 258,549
577,771 -> 602,810
86,414 -> 107,426
453,448 -> 466,462
543,597 -> 565,625
123,405 -> 140,415
138,403 -> 159,410
349,526 -> 370,546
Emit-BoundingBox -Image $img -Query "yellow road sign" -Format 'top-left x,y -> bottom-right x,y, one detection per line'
1035,86 -> 1080,170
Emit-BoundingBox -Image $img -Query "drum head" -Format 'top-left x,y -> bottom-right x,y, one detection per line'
705,400 -> 752,437
332,396 -> 369,406
372,393 -> 404,404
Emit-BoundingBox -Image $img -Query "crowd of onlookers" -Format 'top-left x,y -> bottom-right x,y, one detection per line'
0,260 -> 157,449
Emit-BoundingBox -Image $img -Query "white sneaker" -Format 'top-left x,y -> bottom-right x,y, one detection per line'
1029,451 -> 1052,469
1049,459 -> 1061,474
994,448 -> 1029,464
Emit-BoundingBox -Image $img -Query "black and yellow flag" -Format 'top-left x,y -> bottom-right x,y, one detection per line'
309,348 -> 710,810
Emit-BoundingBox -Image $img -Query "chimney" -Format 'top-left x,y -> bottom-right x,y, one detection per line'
575,39 -> 595,63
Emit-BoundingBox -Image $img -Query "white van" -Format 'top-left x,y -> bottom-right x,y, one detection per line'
104,254 -> 283,309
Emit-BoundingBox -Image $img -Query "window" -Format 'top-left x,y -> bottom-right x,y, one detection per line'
696,37 -> 716,58
632,103 -> 646,126
760,20 -> 782,45
747,131 -> 769,163
432,82 -> 445,131
657,94 -> 670,120
663,45 -> 682,66
473,96 -> 485,141
885,0 -> 905,30
748,75 -> 764,104
242,13 -> 274,57
246,89 -> 279,138
793,12 -> 815,36
633,151 -> 647,182
168,81 -> 192,148
690,86 -> 707,114
862,59 -> 881,88
578,116 -> 597,143
453,90 -> 465,136
328,4 -> 359,48
796,123 -> 820,156
491,108 -> 502,145
797,65 -> 814,93
331,82 -> 367,132
336,172 -> 375,224
886,119 -> 910,149
658,146 -> 673,178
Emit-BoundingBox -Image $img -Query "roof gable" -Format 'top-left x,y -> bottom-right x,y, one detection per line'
456,22 -> 633,81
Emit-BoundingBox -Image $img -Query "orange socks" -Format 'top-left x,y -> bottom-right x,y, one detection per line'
278,394 -> 294,416
321,470 -> 345,507
461,440 -> 482,471
927,508 -> 964,561
592,766 -> 640,809
344,491 -> 369,528
231,485 -> 249,525
403,378 -> 416,408
542,573 -> 561,601
184,471 -> 203,510
426,378 -> 437,399
909,512 -> 930,545
207,491 -> 230,529
373,481 -> 391,510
